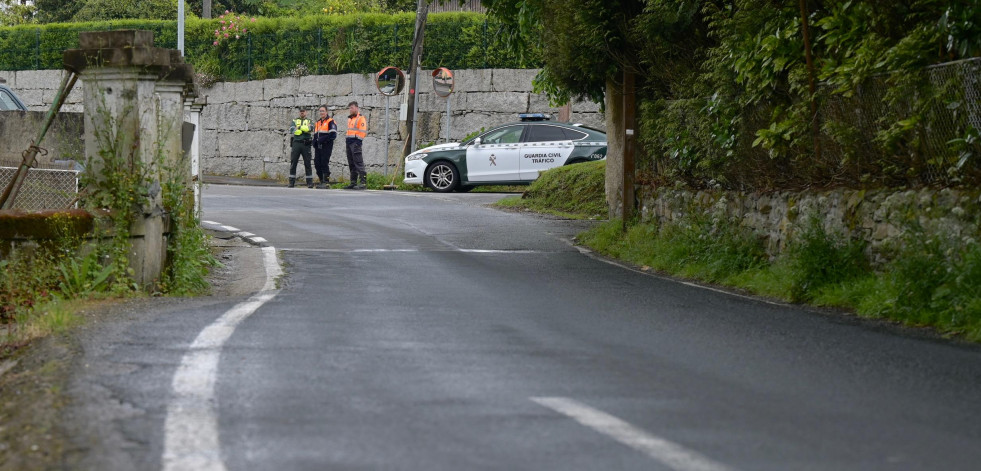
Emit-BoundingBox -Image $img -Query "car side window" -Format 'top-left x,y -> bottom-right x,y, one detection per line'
481,126 -> 524,145
563,128 -> 588,141
524,125 -> 571,143
0,89 -> 18,111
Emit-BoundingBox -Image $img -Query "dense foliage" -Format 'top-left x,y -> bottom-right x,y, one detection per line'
0,12 -> 539,80
488,0 -> 981,190
7,0 -> 416,24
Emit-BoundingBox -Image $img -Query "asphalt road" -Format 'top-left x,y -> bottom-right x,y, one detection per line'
65,184 -> 981,470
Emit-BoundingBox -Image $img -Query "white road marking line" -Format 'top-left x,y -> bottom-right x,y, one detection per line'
531,397 -> 733,471
162,245 -> 282,471
458,249 -> 542,254
279,248 -> 551,254
280,248 -> 422,253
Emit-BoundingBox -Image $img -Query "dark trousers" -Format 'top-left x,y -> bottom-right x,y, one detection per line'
290,140 -> 313,181
314,143 -> 333,182
345,138 -> 366,184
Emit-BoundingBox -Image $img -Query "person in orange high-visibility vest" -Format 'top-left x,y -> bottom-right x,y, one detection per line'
343,101 -> 368,190
313,105 -> 337,189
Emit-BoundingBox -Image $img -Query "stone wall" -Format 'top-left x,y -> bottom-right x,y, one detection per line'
0,110 -> 84,165
640,187 -> 981,262
2,68 -> 605,180
197,69 -> 604,179
0,70 -> 84,113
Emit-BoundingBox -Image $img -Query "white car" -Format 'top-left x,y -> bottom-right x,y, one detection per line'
404,114 -> 607,192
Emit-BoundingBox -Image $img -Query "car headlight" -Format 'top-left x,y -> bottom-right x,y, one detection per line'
406,152 -> 427,161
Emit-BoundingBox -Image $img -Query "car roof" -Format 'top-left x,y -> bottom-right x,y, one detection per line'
0,84 -> 27,111
488,121 -> 607,139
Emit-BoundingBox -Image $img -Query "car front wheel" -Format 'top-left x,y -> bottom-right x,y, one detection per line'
425,161 -> 460,192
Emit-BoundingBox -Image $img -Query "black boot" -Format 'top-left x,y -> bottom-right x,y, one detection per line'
355,176 -> 367,190
288,177 -> 296,188
306,177 -> 314,188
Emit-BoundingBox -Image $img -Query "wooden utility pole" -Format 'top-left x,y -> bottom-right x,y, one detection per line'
799,0 -> 821,161
401,0 -> 429,157
203,0 -> 212,19
622,70 -> 636,231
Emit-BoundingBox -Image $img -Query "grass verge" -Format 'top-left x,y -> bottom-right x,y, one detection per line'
579,217 -> 981,342
494,160 -> 607,219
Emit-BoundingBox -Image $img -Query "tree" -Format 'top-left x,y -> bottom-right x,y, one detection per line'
34,0 -> 81,23
72,0 -> 183,21
0,0 -> 36,26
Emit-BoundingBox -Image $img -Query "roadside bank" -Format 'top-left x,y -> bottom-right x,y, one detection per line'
0,227 -> 270,470
502,161 -> 981,342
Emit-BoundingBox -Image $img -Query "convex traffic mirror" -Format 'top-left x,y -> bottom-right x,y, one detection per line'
432,67 -> 454,97
376,67 -> 406,96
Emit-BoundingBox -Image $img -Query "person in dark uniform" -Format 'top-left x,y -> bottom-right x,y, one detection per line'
344,101 -> 368,190
313,105 -> 337,189
289,107 -> 314,188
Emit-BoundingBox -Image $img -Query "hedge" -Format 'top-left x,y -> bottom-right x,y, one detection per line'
0,12 -> 540,80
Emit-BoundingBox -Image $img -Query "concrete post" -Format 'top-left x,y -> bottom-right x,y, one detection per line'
186,96 -> 207,213
64,30 -> 197,287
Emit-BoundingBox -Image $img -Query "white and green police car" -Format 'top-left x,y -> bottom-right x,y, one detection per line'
403,114 -> 607,192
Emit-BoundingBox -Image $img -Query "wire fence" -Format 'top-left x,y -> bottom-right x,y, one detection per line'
0,166 -> 78,211
654,58 -> 981,190
0,19 -> 537,81
818,57 -> 981,187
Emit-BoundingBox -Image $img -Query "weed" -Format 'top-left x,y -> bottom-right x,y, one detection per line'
580,214 -> 766,284
858,231 -> 981,340
783,216 -> 870,301
57,251 -> 114,298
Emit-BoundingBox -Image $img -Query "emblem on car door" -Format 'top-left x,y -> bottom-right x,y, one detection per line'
489,154 -> 497,166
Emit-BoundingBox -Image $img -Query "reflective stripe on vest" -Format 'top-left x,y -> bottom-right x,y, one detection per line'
315,118 -> 335,134
294,119 -> 311,136
346,114 -> 367,140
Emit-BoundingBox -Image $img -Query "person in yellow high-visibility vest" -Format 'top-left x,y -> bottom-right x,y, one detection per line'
288,106 -> 314,188
343,101 -> 368,189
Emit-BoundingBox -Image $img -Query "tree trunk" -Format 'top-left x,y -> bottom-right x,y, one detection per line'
604,78 -> 624,219
203,0 -> 212,19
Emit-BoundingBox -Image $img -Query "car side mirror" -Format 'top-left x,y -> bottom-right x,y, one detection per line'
472,137 -> 481,146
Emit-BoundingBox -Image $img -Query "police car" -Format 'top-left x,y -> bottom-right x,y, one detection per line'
403,113 -> 607,192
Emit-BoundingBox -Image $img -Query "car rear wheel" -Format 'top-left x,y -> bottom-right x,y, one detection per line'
425,161 -> 460,193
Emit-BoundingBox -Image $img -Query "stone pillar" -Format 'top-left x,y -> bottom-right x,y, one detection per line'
64,30 -> 196,287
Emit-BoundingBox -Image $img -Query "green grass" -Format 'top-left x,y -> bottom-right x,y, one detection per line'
493,160 -> 608,219
579,218 -> 981,342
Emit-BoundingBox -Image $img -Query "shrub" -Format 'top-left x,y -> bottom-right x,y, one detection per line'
783,216 -> 870,301
0,13 -> 540,80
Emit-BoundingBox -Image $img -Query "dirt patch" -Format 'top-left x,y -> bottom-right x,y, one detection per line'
0,333 -> 74,470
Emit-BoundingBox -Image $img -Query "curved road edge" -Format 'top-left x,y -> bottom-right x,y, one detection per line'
162,223 -> 283,471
